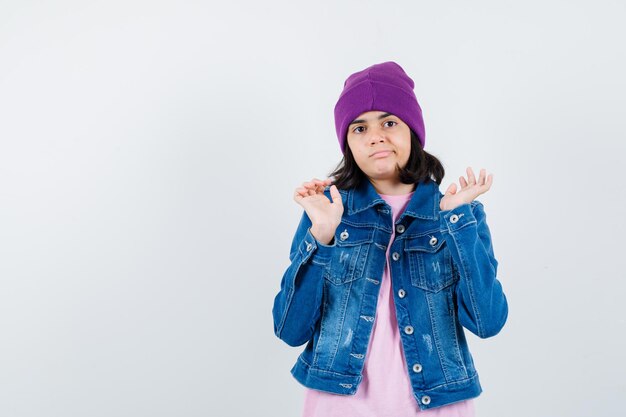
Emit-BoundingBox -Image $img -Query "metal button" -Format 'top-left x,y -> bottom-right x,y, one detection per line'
340,230 -> 349,241
450,214 -> 459,223
429,236 -> 438,246
306,242 -> 313,252
412,363 -> 423,373
392,252 -> 400,261
398,289 -> 406,298
396,224 -> 405,234
404,325 -> 414,335
421,395 -> 431,405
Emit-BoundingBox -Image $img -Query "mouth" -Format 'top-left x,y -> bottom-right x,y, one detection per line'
370,150 -> 393,158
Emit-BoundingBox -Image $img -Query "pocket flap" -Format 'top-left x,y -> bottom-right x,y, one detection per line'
335,224 -> 374,247
404,231 -> 445,253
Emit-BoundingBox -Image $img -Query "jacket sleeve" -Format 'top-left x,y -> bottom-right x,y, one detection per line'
440,200 -> 508,338
272,210 -> 336,347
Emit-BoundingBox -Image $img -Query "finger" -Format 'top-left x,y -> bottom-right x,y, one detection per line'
303,182 -> 321,193
310,180 -> 325,189
486,173 -> 493,189
312,178 -> 331,186
478,168 -> 486,186
295,188 -> 309,198
306,181 -> 323,194
294,190 -> 305,202
466,167 -> 476,185
299,184 -> 315,195
459,176 -> 467,188
310,178 -> 323,189
314,181 -> 326,193
313,178 -> 328,192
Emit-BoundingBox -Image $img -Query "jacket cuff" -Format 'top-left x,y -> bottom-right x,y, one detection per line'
440,203 -> 477,232
297,227 -> 335,264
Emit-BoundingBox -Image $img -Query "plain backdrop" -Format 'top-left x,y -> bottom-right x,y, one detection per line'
1,1 -> 625,416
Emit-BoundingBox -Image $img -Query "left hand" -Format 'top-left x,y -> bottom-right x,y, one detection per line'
440,167 -> 493,211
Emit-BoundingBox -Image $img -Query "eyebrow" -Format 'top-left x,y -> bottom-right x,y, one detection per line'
348,112 -> 394,126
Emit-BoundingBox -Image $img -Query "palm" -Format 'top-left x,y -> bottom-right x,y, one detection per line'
297,193 -> 342,223
440,167 -> 493,211
294,178 -> 344,230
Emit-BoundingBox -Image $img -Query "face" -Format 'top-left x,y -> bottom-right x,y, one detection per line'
346,110 -> 412,182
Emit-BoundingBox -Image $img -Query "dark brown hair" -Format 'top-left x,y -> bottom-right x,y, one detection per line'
328,130 -> 445,190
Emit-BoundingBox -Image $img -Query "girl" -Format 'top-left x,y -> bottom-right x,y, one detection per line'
272,61 -> 508,416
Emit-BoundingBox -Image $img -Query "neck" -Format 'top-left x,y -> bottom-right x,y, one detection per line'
369,177 -> 416,195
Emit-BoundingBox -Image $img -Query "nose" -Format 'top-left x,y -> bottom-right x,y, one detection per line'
368,126 -> 386,145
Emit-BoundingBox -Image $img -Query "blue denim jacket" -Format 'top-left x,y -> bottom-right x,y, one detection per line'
272,179 -> 508,410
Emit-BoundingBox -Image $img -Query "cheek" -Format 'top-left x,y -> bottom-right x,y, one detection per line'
352,150 -> 369,169
398,142 -> 412,164
352,149 -> 370,171
347,141 -> 363,157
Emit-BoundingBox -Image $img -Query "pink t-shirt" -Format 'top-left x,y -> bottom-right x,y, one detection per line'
302,191 -> 475,417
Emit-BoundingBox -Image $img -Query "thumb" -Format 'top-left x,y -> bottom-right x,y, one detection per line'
444,183 -> 457,196
329,185 -> 343,207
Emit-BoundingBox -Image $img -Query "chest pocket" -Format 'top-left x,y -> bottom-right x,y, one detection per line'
325,224 -> 373,285
404,230 -> 457,292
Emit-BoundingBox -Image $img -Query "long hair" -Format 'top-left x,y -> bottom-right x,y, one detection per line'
328,130 -> 445,189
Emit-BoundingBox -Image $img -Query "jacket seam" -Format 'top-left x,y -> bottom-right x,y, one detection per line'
276,252 -> 305,340
449,227 -> 484,337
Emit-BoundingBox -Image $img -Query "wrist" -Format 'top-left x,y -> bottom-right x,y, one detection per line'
441,201 -> 471,212
310,224 -> 336,245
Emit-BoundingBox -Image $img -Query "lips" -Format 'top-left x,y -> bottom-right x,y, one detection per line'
370,150 -> 393,158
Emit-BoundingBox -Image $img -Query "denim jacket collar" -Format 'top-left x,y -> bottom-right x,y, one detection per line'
346,178 -> 441,221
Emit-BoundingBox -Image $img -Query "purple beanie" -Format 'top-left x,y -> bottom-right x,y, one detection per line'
333,61 -> 425,153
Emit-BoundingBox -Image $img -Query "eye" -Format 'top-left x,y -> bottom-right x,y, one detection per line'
353,126 -> 365,133
384,120 -> 397,128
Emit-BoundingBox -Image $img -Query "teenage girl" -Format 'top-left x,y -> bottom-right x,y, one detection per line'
272,61 -> 508,417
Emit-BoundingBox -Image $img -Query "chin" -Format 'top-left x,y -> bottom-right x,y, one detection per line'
371,164 -> 397,176
366,169 -> 396,181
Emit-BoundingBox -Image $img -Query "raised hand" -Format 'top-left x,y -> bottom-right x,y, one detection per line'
440,167 -> 493,211
294,178 -> 344,245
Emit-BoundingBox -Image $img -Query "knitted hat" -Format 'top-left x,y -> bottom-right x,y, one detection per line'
333,61 -> 425,153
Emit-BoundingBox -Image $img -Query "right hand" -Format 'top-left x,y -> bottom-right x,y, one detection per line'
294,178 -> 344,245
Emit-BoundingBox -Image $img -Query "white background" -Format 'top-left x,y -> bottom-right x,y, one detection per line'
1,1 -> 625,416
